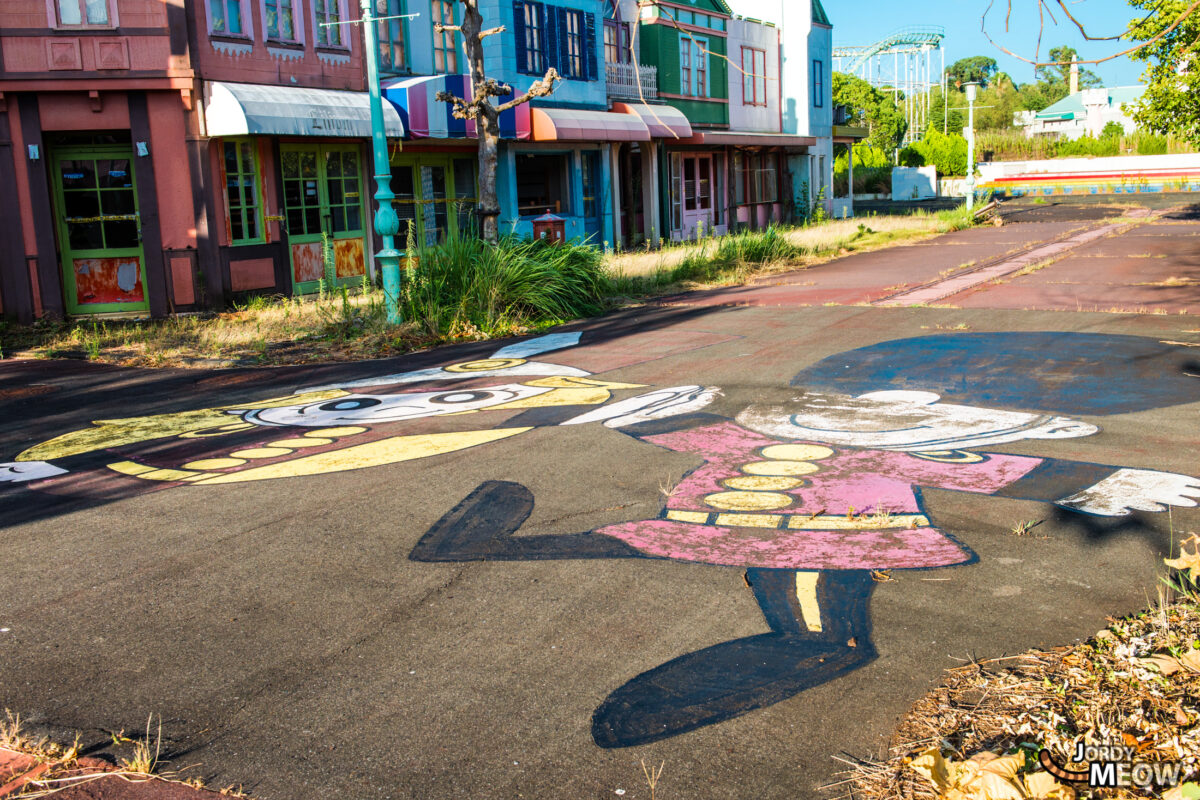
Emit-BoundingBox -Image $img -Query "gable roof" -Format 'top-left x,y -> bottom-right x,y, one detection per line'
812,0 -> 830,26
1034,85 -> 1145,120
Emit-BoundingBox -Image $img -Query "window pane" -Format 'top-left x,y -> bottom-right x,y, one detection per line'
84,0 -> 108,24
227,0 -> 243,33
58,0 -> 82,25
64,191 -> 99,218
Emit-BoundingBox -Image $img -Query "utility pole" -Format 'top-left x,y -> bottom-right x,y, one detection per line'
963,81 -> 978,210
359,0 -> 404,323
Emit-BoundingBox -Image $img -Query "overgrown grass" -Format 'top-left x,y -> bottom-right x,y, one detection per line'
3,209 -> 975,367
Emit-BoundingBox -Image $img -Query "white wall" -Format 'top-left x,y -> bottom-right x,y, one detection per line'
727,17 -> 780,133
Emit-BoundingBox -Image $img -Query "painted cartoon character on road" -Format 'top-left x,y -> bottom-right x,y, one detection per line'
0,331 -> 724,501
409,332 -> 1200,748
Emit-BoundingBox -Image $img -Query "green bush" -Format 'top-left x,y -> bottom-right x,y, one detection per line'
1136,133 -> 1168,155
401,237 -> 606,338
1100,121 -> 1124,139
899,130 -> 969,177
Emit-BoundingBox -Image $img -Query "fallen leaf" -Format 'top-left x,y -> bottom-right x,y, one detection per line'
1138,654 -> 1183,676
1023,770 -> 1076,800
1165,534 -> 1200,582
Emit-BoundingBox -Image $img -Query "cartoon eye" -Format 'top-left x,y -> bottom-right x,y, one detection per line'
318,398 -> 384,412
429,391 -> 499,405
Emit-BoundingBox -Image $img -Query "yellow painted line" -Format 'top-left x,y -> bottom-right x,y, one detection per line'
194,428 -> 532,484
786,514 -> 930,530
795,572 -> 823,632
666,510 -> 710,524
715,513 -> 783,528
107,461 -> 203,482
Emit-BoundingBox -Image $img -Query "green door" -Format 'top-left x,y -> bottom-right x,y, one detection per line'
52,146 -> 148,315
281,144 -> 367,294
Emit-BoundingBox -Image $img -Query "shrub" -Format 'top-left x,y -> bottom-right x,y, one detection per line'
401,237 -> 606,338
899,130 -> 969,177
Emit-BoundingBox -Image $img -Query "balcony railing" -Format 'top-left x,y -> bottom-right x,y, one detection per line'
606,61 -> 658,101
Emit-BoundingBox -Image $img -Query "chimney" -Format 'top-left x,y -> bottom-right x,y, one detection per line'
1069,55 -> 1079,94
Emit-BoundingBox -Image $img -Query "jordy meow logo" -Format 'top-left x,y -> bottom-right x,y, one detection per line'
1040,743 -> 1187,790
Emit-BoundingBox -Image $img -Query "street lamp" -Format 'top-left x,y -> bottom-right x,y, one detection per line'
962,81 -> 978,211
359,0 -> 404,323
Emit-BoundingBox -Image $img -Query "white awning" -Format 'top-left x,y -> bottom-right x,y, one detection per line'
610,102 -> 693,139
205,82 -> 404,139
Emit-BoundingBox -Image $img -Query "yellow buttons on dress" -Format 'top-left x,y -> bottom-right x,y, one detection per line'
742,460 -> 821,476
760,444 -> 834,461
699,442 -> 835,516
723,475 -> 804,491
703,491 -> 794,511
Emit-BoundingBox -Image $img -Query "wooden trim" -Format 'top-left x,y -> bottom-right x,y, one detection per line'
639,0 -> 730,20
0,28 -> 168,37
270,138 -> 290,293
127,92 -> 169,317
0,112 -> 33,322
0,77 -> 193,90
165,2 -> 190,57
188,136 -> 226,307
657,91 -> 729,105
17,94 -> 65,318
641,18 -> 727,37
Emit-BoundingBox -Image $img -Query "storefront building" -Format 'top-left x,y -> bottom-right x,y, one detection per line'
0,0 -> 200,321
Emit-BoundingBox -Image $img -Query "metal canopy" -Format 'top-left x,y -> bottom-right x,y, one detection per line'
205,82 -> 405,139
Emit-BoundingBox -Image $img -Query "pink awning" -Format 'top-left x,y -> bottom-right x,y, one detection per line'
611,102 -> 692,139
531,107 -> 650,142
677,130 -> 818,148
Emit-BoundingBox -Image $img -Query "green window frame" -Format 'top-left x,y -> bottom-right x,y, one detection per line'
223,140 -> 264,245
432,0 -> 458,73
377,0 -> 409,73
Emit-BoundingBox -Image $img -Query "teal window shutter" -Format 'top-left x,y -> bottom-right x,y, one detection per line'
544,2 -> 558,74
514,1 -> 528,73
583,11 -> 597,80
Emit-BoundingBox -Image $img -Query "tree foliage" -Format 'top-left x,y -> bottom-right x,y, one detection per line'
832,71 -> 907,152
1128,0 -> 1200,147
946,56 -> 999,88
1034,46 -> 1102,92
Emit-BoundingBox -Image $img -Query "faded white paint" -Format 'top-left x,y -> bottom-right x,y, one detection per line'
1059,468 -> 1200,517
562,386 -> 719,428
737,390 -> 1099,452
0,461 -> 68,482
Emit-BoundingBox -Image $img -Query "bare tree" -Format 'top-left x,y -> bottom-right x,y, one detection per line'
435,1 -> 560,244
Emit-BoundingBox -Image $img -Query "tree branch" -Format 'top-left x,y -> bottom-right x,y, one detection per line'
496,67 -> 561,112
479,25 -> 505,39
433,23 -> 462,33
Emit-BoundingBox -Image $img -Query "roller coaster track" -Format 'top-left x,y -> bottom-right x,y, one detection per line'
832,26 -> 945,74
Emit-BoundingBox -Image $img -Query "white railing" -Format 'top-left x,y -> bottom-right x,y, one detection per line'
606,62 -> 657,100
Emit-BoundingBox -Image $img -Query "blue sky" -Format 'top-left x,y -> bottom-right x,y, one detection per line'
736,0 -> 1148,86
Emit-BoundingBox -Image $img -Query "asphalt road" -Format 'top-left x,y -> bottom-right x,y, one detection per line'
1,195 -> 1198,800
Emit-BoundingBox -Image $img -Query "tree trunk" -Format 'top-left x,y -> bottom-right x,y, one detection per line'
477,114 -> 502,244
457,1 -> 502,244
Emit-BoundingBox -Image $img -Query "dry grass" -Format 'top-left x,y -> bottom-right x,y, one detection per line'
605,211 -> 970,280
831,556 -> 1200,800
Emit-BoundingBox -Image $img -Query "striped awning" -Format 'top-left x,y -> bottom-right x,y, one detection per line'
610,102 -> 692,139
382,75 -> 532,140
530,107 -> 650,142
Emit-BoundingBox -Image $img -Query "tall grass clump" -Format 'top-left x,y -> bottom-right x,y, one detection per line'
671,226 -> 805,284
401,236 -> 606,338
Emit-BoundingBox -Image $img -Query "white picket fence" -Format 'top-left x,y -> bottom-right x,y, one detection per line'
605,62 -> 658,101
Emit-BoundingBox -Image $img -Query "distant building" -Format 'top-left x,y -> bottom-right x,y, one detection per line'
1014,86 -> 1145,140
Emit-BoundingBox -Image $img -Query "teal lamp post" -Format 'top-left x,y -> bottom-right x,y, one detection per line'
359,0 -> 404,323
